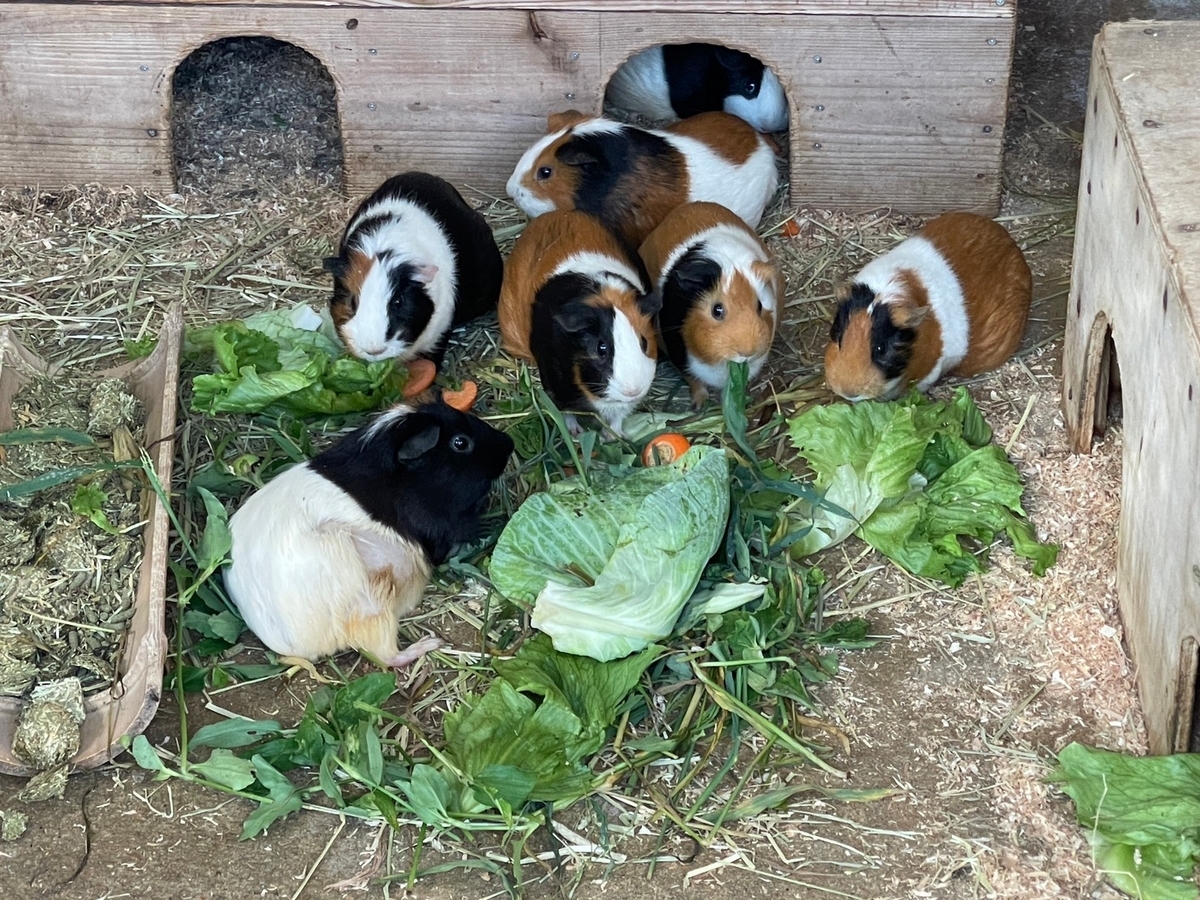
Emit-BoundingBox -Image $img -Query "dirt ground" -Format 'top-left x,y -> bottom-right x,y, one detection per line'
2,1 -> 1198,898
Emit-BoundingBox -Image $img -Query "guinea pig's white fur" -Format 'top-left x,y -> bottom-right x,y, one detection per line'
506,111 -> 778,249
498,210 -> 658,435
606,45 -> 789,133
824,212 -> 1032,402
640,202 -> 780,407
224,449 -> 432,666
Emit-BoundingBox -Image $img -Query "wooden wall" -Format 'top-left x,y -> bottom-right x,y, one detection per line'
0,2 -> 1014,212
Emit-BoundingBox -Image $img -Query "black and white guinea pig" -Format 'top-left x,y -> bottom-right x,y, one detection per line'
605,43 -> 789,133
639,202 -> 782,408
506,110 -> 779,249
498,210 -> 659,436
224,398 -> 514,666
323,171 -> 503,366
824,211 -> 1033,402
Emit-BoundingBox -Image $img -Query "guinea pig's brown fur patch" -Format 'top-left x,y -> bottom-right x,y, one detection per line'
546,109 -> 590,133
895,268 -> 944,386
498,210 -> 638,360
330,249 -> 373,327
920,212 -> 1033,377
823,308 -> 889,401
682,269 -> 774,365
665,111 -> 762,165
515,129 -> 584,226
593,282 -> 658,359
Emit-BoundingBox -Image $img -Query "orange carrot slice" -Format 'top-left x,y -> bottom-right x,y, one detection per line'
402,358 -> 437,398
442,381 -> 479,412
641,433 -> 691,467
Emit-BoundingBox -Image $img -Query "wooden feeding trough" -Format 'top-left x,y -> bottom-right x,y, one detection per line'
0,306 -> 183,775
0,0 -> 1016,213
1063,21 -> 1200,754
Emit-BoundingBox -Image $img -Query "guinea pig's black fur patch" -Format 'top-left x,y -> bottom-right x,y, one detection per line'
310,401 -> 514,565
830,282 -> 916,380
658,245 -> 721,371
529,272 -> 616,411
383,262 -> 435,348
662,44 -> 766,118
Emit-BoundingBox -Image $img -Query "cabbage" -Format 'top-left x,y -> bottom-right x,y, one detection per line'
489,446 -> 733,661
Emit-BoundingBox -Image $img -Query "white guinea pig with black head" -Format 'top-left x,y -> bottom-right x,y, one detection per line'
324,172 -> 503,366
639,202 -> 781,408
824,211 -> 1033,402
498,210 -> 659,436
606,43 -> 789,133
506,110 -> 779,250
224,398 -> 514,666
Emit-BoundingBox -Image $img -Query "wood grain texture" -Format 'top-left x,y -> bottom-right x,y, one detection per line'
1062,21 -> 1200,754
0,3 -> 1011,212
61,0 -> 1015,17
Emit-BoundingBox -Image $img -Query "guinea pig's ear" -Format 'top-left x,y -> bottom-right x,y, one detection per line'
323,255 -> 349,280
553,305 -> 594,335
638,289 -> 663,318
556,141 -> 601,171
890,302 -> 929,331
672,250 -> 722,296
396,420 -> 442,461
412,263 -> 439,284
547,109 -> 589,133
713,46 -> 753,72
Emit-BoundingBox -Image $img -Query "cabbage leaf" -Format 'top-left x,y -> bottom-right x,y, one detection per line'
489,446 -> 735,661
187,304 -> 406,417
787,388 -> 1058,586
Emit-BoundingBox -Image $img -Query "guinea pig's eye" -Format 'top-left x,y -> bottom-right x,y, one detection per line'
640,335 -> 648,353
536,166 -> 553,181
756,299 -> 764,315
712,302 -> 726,321
450,434 -> 474,454
597,339 -> 610,357
747,80 -> 759,93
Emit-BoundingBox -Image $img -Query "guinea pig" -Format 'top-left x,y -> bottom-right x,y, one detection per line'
224,398 -> 514,666
605,43 -> 789,133
824,211 -> 1033,402
498,210 -> 659,436
506,110 -> 779,249
639,201 -> 782,408
323,171 -> 503,366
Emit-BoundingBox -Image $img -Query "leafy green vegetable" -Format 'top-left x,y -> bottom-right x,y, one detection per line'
0,426 -> 96,447
490,446 -> 734,661
187,304 -> 406,417
70,483 -> 120,535
787,388 -> 1058,586
1051,742 -> 1200,900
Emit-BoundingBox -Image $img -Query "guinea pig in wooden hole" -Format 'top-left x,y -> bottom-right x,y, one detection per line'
639,201 -> 782,409
223,396 -> 514,668
506,110 -> 779,250
824,212 -> 1032,402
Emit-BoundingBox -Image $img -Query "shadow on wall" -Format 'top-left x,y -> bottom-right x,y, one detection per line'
603,43 -> 790,135
171,36 -> 343,196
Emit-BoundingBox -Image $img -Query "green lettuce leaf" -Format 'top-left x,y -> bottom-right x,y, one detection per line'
787,388 -> 1058,586
489,446 -> 732,661
1051,742 -> 1200,900
188,304 -> 406,417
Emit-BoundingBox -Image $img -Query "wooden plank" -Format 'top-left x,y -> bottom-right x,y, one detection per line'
596,12 -> 1012,213
50,0 -> 1015,17
1062,22 -> 1200,754
0,3 -> 1009,212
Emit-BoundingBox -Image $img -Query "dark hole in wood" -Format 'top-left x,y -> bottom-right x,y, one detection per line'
1094,96 -> 1098,114
171,36 -> 343,196
1094,329 -> 1122,436
1182,637 -> 1200,752
1087,180 -> 1092,195
1190,384 -> 1194,402
1114,134 -> 1119,149
1076,294 -> 1082,316
1136,208 -> 1140,225
346,18 -> 359,29
1164,288 -> 1169,311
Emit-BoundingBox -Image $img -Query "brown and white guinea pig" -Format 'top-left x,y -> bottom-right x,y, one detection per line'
639,202 -> 781,408
824,211 -> 1032,402
224,398 -> 513,666
498,210 -> 659,436
323,171 -> 503,366
506,110 -> 779,249
605,43 -> 789,133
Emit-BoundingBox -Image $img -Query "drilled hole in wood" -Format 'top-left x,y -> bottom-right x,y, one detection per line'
1136,207 -> 1140,225
1087,180 -> 1092,195
1164,287 -> 1170,311
1094,96 -> 1098,114
171,36 -> 343,196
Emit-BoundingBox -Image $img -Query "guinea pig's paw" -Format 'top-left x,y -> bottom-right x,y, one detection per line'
385,634 -> 444,669
564,413 -> 584,437
686,378 -> 711,411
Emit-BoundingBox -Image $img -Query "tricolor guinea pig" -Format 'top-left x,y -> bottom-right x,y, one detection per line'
324,171 -> 503,365
639,202 -> 781,408
605,43 -> 789,133
224,398 -> 514,666
824,211 -> 1033,402
506,110 -> 779,249
498,210 -> 659,436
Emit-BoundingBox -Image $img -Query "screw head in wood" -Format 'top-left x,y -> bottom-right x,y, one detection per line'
813,55 -> 822,63
815,105 -> 825,111
368,103 -> 377,111
347,18 -> 358,30
139,65 -> 149,72
987,38 -> 998,46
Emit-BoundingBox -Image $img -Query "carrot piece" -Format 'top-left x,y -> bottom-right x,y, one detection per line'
641,433 -> 692,467
402,358 -> 437,398
442,381 -> 479,412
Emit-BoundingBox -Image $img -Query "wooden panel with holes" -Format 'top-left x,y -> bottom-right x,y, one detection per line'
0,1 -> 1012,212
1062,21 -> 1200,754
